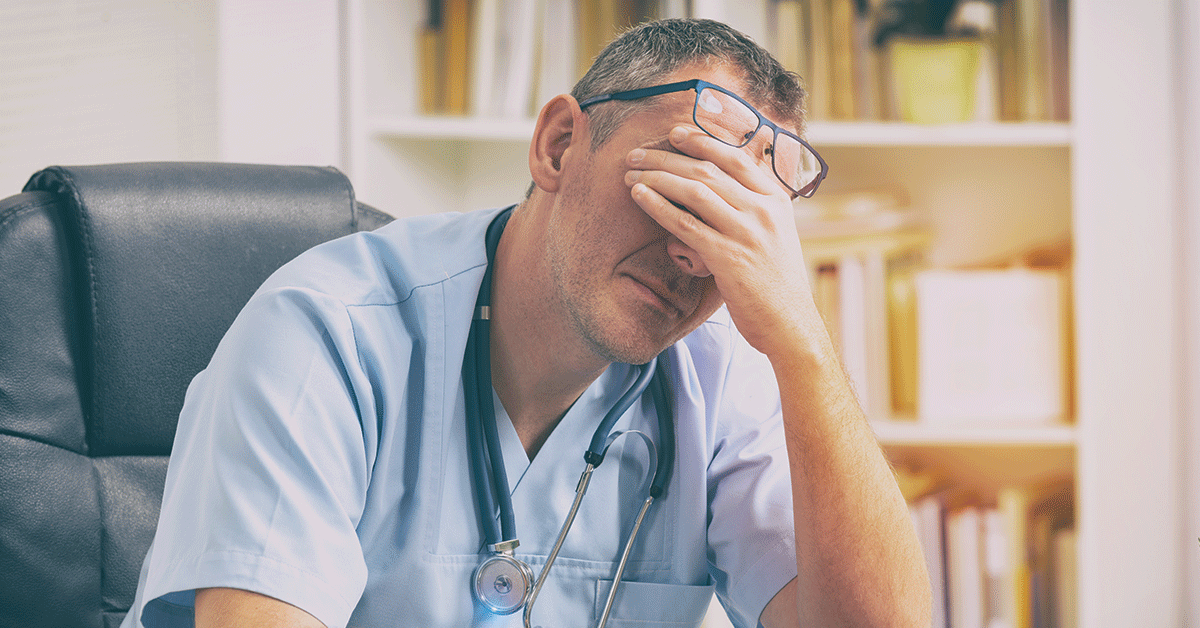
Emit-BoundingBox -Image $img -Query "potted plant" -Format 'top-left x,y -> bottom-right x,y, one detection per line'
873,0 -> 997,123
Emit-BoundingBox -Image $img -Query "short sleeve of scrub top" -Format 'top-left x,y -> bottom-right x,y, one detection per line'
120,207 -> 800,628
127,270 -> 380,627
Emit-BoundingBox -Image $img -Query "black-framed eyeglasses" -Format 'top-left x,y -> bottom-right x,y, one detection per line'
578,79 -> 828,199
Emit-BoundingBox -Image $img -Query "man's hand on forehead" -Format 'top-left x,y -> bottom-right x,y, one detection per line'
622,123 -> 810,358
627,125 -> 785,204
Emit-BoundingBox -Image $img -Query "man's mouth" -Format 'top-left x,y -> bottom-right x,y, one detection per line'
626,273 -> 687,317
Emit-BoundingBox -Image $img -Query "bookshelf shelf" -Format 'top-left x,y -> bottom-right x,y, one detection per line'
368,116 -> 1072,148
369,116 -> 535,142
882,440 -> 1075,498
871,420 -> 1077,447
806,121 -> 1073,147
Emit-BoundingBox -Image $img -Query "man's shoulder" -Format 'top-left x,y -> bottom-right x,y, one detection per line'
257,207 -> 507,307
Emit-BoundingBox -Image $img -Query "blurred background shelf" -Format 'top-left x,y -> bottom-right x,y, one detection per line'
872,420 -> 1076,447
368,117 -> 1072,147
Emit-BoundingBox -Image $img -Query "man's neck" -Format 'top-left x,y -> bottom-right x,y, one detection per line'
487,205 -> 609,460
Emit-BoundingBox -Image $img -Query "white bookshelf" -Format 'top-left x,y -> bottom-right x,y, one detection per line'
332,0 -> 1183,625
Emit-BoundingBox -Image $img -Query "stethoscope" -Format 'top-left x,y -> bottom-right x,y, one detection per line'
463,208 -> 676,628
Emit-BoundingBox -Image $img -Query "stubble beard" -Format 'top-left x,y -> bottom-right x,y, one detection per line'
546,182 -> 676,366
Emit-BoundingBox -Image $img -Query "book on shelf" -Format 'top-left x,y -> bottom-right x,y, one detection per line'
771,0 -> 809,92
837,253 -> 872,410
910,491 -> 951,628
798,188 -> 926,420
1014,0 -> 1047,121
828,0 -> 858,119
444,0 -> 472,115
1044,0 -> 1069,121
805,0 -> 832,120
947,506 -> 987,628
419,0 -> 446,115
499,0 -> 541,119
470,0 -> 500,116
852,0 -> 884,121
887,249 -> 921,416
534,0 -> 578,111
1051,527 -> 1077,628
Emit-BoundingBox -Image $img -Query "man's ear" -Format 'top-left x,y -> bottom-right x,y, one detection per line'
529,94 -> 587,194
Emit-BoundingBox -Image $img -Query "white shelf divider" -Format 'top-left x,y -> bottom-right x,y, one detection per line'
871,420 -> 1077,448
369,117 -> 1072,147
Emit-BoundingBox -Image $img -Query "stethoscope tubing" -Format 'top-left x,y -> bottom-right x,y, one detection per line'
467,207 -> 678,626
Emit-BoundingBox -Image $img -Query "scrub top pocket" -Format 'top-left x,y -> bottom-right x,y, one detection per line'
592,580 -> 715,627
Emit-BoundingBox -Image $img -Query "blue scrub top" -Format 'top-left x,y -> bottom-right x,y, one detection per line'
122,207 -> 797,628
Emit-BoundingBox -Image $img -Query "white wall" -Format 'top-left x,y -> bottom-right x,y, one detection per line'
0,0 -> 343,195
1179,0 -> 1200,623
0,1 -> 218,193
216,0 -> 343,166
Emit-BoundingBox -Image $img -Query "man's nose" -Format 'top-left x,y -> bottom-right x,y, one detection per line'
666,237 -> 712,278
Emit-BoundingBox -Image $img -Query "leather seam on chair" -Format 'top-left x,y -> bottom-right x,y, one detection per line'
54,168 -> 103,449
91,458 -> 111,612
0,426 -> 87,455
0,198 -> 45,234
325,166 -> 356,228
357,205 -> 392,229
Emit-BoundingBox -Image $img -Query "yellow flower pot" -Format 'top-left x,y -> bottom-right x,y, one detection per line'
889,37 -> 982,124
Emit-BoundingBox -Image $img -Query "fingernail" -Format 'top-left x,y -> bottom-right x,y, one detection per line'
670,126 -> 688,142
625,170 -> 641,185
627,148 -> 645,165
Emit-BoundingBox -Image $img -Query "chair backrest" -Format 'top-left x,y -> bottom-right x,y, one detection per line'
0,163 -> 392,628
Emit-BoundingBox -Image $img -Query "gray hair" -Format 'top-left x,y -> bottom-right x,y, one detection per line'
571,18 -> 807,150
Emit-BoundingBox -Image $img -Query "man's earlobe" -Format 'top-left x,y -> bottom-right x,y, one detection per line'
529,95 -> 585,194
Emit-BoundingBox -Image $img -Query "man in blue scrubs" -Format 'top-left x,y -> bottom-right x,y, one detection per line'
123,18 -> 930,628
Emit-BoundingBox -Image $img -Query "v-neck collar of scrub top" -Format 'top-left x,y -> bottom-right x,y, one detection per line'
488,362 -> 647,553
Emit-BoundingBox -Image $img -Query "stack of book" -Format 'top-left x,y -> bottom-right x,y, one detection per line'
899,469 -> 1077,628
417,0 -> 689,118
767,0 -> 1070,123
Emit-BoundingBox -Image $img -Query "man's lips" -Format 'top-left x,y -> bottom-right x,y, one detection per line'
625,273 -> 686,317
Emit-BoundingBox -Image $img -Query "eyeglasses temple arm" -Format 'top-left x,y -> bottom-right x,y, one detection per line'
578,79 -> 700,109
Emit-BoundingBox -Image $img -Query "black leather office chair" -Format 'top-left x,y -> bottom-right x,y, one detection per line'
0,163 -> 392,628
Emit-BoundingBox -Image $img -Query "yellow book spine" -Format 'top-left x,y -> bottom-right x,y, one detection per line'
443,0 -> 471,115
418,27 -> 446,115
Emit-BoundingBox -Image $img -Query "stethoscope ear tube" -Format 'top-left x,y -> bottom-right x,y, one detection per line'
585,360 -> 657,465
464,317 -> 501,546
650,356 -> 675,498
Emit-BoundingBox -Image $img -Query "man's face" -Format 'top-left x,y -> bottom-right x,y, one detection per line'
543,63 -> 771,365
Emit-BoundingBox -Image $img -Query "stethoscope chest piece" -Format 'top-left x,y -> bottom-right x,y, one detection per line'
473,540 -> 534,615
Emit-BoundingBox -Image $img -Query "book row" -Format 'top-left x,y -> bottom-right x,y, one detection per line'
416,0 -> 1069,123
908,482 -> 1076,628
418,0 -> 687,118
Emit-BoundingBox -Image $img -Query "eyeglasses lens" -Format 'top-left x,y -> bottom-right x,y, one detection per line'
693,86 -> 822,197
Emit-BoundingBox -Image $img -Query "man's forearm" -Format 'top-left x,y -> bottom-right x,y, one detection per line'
770,327 -> 932,628
195,588 -> 327,628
